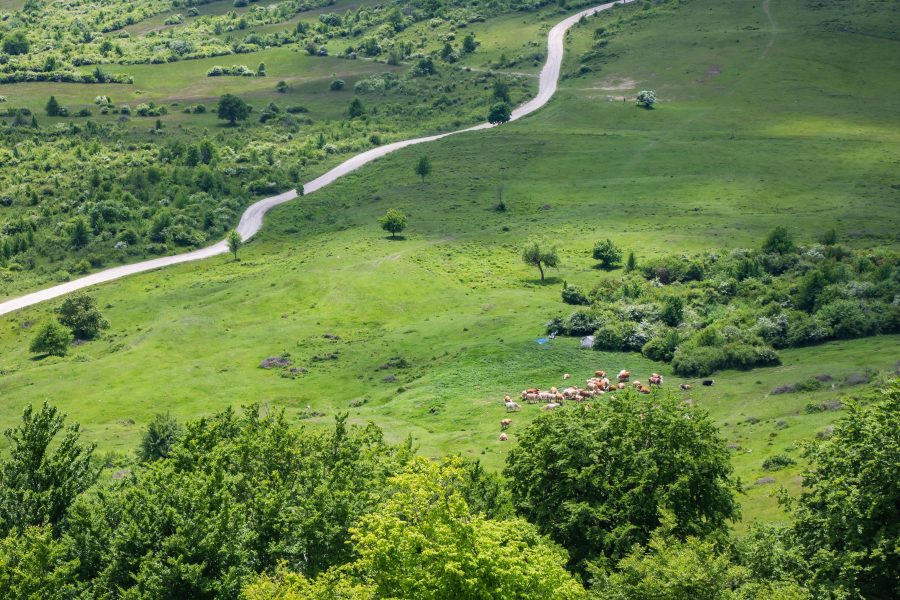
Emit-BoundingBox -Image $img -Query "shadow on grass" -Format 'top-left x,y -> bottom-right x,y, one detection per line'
524,276 -> 563,286
592,264 -> 623,272
385,235 -> 407,241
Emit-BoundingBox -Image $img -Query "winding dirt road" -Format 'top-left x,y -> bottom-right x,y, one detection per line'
0,0 -> 632,318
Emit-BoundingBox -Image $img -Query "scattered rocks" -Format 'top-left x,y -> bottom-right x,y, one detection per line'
322,333 -> 341,340
745,416 -> 760,425
311,352 -> 339,362
382,374 -> 398,383
580,335 -> 594,349
844,372 -> 870,386
260,356 -> 292,369
378,356 -> 410,370
118,418 -> 135,426
754,476 -> 776,486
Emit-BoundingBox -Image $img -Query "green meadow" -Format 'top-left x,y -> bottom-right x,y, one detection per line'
1,0 -> 898,529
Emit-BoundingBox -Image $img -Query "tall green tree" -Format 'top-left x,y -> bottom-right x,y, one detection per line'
787,380 -> 900,598
378,208 -> 407,239
28,321 -> 72,357
522,242 -> 559,281
66,410 -> 413,597
348,97 -> 366,118
504,392 -> 740,571
592,238 -> 623,269
69,216 -> 89,249
45,95 -> 60,117
57,293 -> 109,339
0,402 -> 97,537
217,93 -> 251,125
246,458 -> 587,600
227,229 -> 243,260
762,226 -> 795,255
415,155 -> 432,182
138,413 -> 183,462
488,102 -> 512,124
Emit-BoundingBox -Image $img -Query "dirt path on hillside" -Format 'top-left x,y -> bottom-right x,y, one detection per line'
0,0 -> 636,318
762,0 -> 777,58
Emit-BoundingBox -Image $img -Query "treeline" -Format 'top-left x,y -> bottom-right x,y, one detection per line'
1,380 -> 897,598
548,228 -> 899,376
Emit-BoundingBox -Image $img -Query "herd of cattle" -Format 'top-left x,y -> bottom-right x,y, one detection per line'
497,369 -> 706,441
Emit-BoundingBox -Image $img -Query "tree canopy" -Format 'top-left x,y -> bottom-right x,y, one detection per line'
522,242 -> 559,281
378,208 -> 407,238
217,93 -> 252,125
57,293 -> 109,339
488,102 -> 512,124
504,391 -> 740,571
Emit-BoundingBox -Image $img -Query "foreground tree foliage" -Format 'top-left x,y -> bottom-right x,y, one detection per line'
504,391 -> 740,571
245,458 -> 587,600
0,402 -> 97,537
787,380 -> 900,599
64,409 -> 413,598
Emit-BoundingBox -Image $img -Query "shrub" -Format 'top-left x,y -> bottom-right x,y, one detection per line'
816,300 -> 872,339
565,310 -> 599,336
671,346 -> 726,377
57,293 -> 109,339
641,330 -> 682,362
29,321 -> 73,356
762,454 -> 796,471
593,320 -> 632,352
561,284 -> 589,305
329,79 -> 345,91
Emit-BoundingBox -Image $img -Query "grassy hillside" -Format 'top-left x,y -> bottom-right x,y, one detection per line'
0,0 -> 898,528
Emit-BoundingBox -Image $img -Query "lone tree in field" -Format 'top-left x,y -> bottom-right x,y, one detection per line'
45,95 -> 60,117
636,90 -> 657,108
379,208 -> 407,239
58,293 -> 109,339
348,97 -> 366,118
522,243 -> 559,281
592,238 -> 623,269
29,321 -> 73,357
625,250 -> 636,272
227,230 -> 243,260
488,102 -> 512,125
415,156 -> 432,182
217,93 -> 251,125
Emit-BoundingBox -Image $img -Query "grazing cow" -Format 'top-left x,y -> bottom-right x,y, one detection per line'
649,373 -> 663,386
639,386 -> 651,394
505,401 -> 521,412
544,403 -> 561,410
539,391 -> 554,402
500,418 -> 512,430
618,370 -> 630,382
702,380 -> 715,386
563,373 -> 571,380
680,383 -> 692,391
595,370 -> 607,378
600,377 -> 610,390
504,395 -> 511,402
550,387 -> 558,394
617,382 -> 626,390
632,380 -> 642,388
499,433 -> 508,441
526,392 -> 539,404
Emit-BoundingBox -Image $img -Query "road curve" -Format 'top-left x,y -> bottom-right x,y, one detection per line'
0,0 -> 631,318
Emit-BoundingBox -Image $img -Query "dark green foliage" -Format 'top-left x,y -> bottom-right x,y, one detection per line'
415,155 -> 432,182
488,102 -> 512,124
0,525 -> 82,599
0,402 -> 97,537
66,409 -> 413,597
762,226 -> 795,255
217,93 -> 251,125
378,208 -> 407,238
762,454 -> 796,471
45,96 -> 60,117
462,33 -> 477,53
562,284 -> 589,305
788,381 -> 900,598
227,230 -> 242,260
624,251 -> 636,272
138,413 -> 183,462
69,216 -> 90,249
29,321 -> 73,357
492,80 -> 511,103
547,244 -> 897,375
348,97 -> 365,118
592,239 -> 622,269
659,295 -> 684,326
504,392 -> 739,571
3,32 -> 30,55
330,79 -> 345,91
57,293 -> 109,339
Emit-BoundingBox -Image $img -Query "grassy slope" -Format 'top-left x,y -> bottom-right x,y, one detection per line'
0,0 -> 898,526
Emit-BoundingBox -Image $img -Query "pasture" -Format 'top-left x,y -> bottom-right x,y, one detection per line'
0,0 -> 898,529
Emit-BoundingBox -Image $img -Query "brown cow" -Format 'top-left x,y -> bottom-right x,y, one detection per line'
500,418 -> 512,430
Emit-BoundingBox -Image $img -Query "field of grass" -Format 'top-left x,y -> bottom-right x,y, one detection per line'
0,0 -> 898,528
